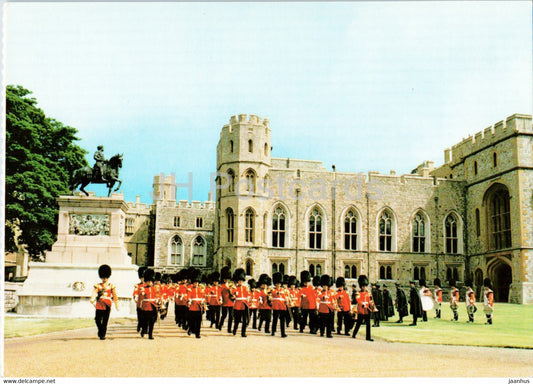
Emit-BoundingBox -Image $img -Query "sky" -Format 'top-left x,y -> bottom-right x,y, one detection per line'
6,1 -> 532,204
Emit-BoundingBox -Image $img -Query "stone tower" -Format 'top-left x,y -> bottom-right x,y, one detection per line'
215,114 -> 272,275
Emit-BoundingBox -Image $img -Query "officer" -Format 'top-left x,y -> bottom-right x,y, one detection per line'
351,275 -> 373,342
90,264 -> 119,340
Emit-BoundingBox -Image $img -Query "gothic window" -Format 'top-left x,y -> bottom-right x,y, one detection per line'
245,169 -> 256,193
227,169 -> 235,193
246,259 -> 253,276
226,208 -> 234,243
420,267 -> 426,281
488,187 -> 511,250
279,263 -> 286,275
344,265 -> 357,279
446,267 -> 452,282
445,214 -> 459,254
386,266 -> 392,280
453,267 -> 459,281
413,213 -> 426,253
379,210 -> 393,252
309,207 -> 323,249
344,209 -> 357,250
173,216 -> 180,227
272,263 -> 278,274
380,266 -> 386,279
170,236 -> 183,265
414,266 -> 419,281
248,139 -> 253,153
192,236 -> 206,266
309,264 -> 315,277
315,264 -> 321,276
125,218 -> 134,235
245,208 -> 254,243
196,217 -> 203,228
272,206 -> 286,248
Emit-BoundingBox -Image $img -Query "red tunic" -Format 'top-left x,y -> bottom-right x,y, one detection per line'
133,282 -> 145,307
92,282 -> 118,310
220,283 -> 234,307
299,285 -> 317,310
249,290 -> 260,309
270,288 -> 288,311
207,285 -> 222,306
232,285 -> 249,310
356,290 -> 371,315
258,289 -> 272,310
174,284 -> 189,306
289,288 -> 300,307
188,286 -> 206,312
336,289 -> 351,312
318,290 -> 336,314
139,285 -> 160,311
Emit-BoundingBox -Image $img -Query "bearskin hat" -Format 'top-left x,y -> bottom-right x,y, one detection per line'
434,278 -> 441,286
190,269 -> 201,283
300,270 -> 311,284
336,277 -> 345,288
201,273 -> 209,285
211,271 -> 220,284
465,279 -> 473,288
233,268 -> 246,283
484,277 -> 492,289
248,279 -> 257,289
154,272 -> 162,282
98,264 -> 112,279
221,266 -> 232,281
258,273 -> 271,286
320,274 -> 332,287
288,275 -> 297,287
273,272 -> 283,285
419,279 -> 426,288
144,268 -> 155,282
449,279 -> 456,288
283,274 -> 289,286
138,266 -> 147,279
358,275 -> 369,288
312,275 -> 321,287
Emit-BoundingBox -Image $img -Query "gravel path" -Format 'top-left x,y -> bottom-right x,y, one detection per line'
4,315 -> 533,377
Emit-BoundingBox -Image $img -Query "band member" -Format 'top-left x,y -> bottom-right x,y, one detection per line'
90,264 -> 119,340
465,280 -> 476,323
318,274 -> 335,338
217,266 -> 234,333
207,272 -> 222,328
133,266 -> 147,333
371,283 -> 383,327
483,278 -> 494,325
335,277 -> 352,335
187,269 -> 205,339
271,272 -> 288,338
351,284 -> 358,305
288,276 -> 301,330
232,268 -> 249,337
450,280 -> 460,321
419,279 -> 432,322
311,275 -> 322,333
382,284 -> 395,320
409,280 -> 423,326
433,278 -> 443,319
248,279 -> 260,329
159,274 -> 171,320
299,271 -> 317,334
395,282 -> 408,323
138,269 -> 160,339
351,275 -> 373,342
174,270 -> 189,329
257,273 -> 272,333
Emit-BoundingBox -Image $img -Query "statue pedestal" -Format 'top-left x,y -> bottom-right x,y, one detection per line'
17,193 -> 139,317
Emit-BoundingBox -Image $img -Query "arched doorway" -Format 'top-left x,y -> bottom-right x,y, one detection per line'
488,258 -> 512,302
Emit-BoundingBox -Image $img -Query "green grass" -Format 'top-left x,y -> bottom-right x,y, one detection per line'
371,303 -> 533,349
3,317 -> 133,338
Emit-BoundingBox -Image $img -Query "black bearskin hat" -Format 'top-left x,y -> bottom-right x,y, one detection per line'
320,274 -> 332,287
233,268 -> 246,283
138,266 -> 147,279
201,273 -> 209,285
98,264 -> 112,279
465,279 -> 473,288
248,279 -> 257,289
358,275 -> 369,288
283,274 -> 289,286
336,277 -> 345,288
211,271 -> 220,284
434,278 -> 441,286
258,273 -> 271,286
171,273 -> 178,284
273,272 -> 283,285
144,269 -> 155,282
221,266 -> 232,281
484,277 -> 492,289
288,275 -> 297,287
419,279 -> 426,288
312,275 -> 321,287
449,279 -> 456,287
300,270 -> 311,284
155,272 -> 162,282
190,269 -> 201,283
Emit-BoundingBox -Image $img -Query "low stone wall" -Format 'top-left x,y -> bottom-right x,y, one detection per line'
4,282 -> 23,312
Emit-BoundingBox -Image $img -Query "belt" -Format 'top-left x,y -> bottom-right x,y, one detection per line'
272,298 -> 285,301
235,297 -> 248,300
191,298 -> 204,301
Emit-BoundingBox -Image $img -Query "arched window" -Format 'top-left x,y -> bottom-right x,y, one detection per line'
414,266 -> 419,280
192,236 -> 206,266
344,209 -> 358,250
420,267 -> 426,281
445,214 -> 459,254
170,236 -> 183,265
245,208 -> 254,243
315,264 -> 322,276
413,212 -> 426,252
248,139 -> 253,153
230,140 -> 234,153
379,210 -> 393,251
272,206 -> 286,248
343,264 -> 358,279
352,265 -> 357,278
474,161 -> 478,176
226,208 -> 234,243
386,266 -> 392,280
344,265 -> 350,278
279,263 -> 286,275
246,259 -> 253,276
475,208 -> 480,237
309,264 -> 315,277
245,169 -> 256,193
272,263 -> 278,274
264,143 -> 268,156
487,186 -> 511,250
309,207 -> 323,249
380,266 -> 386,279
227,169 -> 235,193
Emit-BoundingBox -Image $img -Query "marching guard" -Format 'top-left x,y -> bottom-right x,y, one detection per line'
138,269 -> 160,339
232,268 -> 249,337
248,279 -> 260,329
317,274 -> 336,338
433,278 -> 443,319
450,280 -> 460,321
288,276 -> 301,330
207,272 -> 222,328
335,277 -> 352,335
90,264 -> 119,340
465,280 -> 477,323
483,278 -> 494,325
133,266 -> 147,333
257,273 -> 272,334
351,275 -> 373,342
174,270 -> 189,329
217,266 -> 234,333
299,271 -> 317,334
187,269 -> 206,338
270,272 -> 288,338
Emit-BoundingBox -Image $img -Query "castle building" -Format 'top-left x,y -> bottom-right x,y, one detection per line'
123,113 -> 532,304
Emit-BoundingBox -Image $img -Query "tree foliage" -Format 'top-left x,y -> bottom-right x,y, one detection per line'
5,85 -> 88,260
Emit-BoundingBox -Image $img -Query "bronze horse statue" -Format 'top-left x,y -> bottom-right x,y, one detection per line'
70,153 -> 123,197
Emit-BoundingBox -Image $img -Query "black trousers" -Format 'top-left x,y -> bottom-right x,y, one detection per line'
175,304 -> 188,328
271,310 -> 287,336
95,306 -> 111,339
422,311 -> 428,322
352,313 -> 372,340
208,305 -> 221,327
290,307 -> 300,329
218,306 -> 233,332
249,308 -> 258,329
373,311 -> 380,326
300,309 -> 318,333
319,312 -> 334,337
258,309 -> 271,333
188,310 -> 202,337
136,307 -> 142,332
140,308 -> 157,337
233,308 -> 248,336
337,310 -> 352,334
412,314 -> 419,325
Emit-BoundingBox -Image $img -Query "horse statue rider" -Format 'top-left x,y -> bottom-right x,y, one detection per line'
93,145 -> 107,181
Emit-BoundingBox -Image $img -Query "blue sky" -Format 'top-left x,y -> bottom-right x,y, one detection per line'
6,2 -> 532,204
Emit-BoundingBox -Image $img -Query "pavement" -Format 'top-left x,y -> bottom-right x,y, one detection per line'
4,314 -> 533,378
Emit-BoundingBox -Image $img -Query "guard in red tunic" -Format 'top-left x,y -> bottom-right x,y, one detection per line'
231,268 -> 249,337
433,278 -> 443,319
174,270 -> 189,329
248,279 -> 260,329
483,277 -> 494,325
299,270 -> 317,334
450,280 -> 460,321
217,266 -> 234,333
187,269 -> 205,338
465,279 -> 476,323
310,275 -> 322,334
138,269 -> 160,339
270,272 -> 288,338
287,276 -> 300,330
90,264 -> 119,340
206,271 -> 222,328
257,274 -> 272,333
351,275 -> 373,342
318,274 -> 336,338
335,277 -> 352,335
133,266 -> 147,333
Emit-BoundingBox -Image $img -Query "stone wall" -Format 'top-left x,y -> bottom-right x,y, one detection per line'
4,282 -> 22,312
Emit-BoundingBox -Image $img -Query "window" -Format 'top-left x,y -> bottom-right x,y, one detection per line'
309,207 -> 323,249
344,265 -> 357,279
245,169 -> 256,193
475,209 -> 480,237
246,259 -> 253,276
379,210 -> 393,251
474,161 -> 478,176
378,265 -> 393,279
226,208 -> 234,243
170,236 -> 183,265
387,266 -> 392,280
414,266 -> 419,281
196,217 -> 203,228
344,209 -> 358,250
413,213 -> 426,252
488,187 -> 511,250
245,208 -> 254,243
125,218 -> 134,235
414,266 -> 426,281
272,263 -> 278,274
493,152 -> 497,168
264,143 -> 268,156
445,214 -> 459,254
446,267 -> 452,282
227,169 -> 235,193
272,262 -> 285,275
173,216 -> 180,227
309,264 -> 315,277
192,236 -> 206,266
272,206 -> 286,248
316,264 -> 322,276
230,140 -> 234,153
380,266 -> 386,279
248,139 -> 253,153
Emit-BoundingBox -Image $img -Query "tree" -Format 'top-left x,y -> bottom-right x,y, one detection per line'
5,85 -> 88,260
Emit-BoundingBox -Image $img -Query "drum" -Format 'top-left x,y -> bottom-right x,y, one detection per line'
421,295 -> 434,311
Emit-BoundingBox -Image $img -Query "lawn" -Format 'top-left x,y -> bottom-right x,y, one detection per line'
370,303 -> 533,349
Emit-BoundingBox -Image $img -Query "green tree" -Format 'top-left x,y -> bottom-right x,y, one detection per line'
5,85 -> 88,260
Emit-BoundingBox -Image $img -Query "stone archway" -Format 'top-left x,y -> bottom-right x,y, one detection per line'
487,258 -> 512,302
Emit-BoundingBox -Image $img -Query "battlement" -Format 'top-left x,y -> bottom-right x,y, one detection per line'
271,157 -> 326,171
221,114 -> 270,137
444,114 -> 532,165
176,200 -> 215,210
126,195 -> 149,210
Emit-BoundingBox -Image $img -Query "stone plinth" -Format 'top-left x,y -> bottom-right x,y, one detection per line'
17,194 -> 139,317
